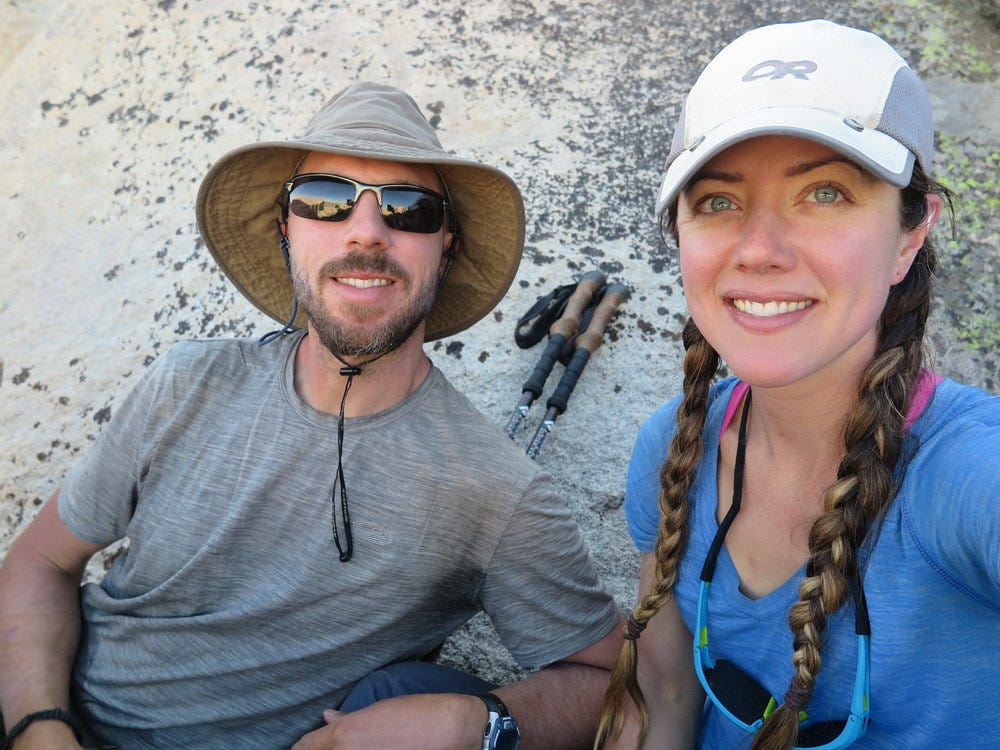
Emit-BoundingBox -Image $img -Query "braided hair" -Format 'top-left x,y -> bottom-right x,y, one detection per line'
595,319 -> 719,745
595,165 -> 951,749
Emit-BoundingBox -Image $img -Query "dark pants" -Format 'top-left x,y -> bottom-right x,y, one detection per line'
339,661 -> 495,711
2,662 -> 489,747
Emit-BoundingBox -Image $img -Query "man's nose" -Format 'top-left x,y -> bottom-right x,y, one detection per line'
343,190 -> 390,248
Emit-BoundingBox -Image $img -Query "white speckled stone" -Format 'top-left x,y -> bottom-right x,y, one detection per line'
1,0 -> 997,686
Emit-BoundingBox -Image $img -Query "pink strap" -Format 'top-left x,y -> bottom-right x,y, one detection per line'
719,372 -> 940,439
904,370 -> 943,430
719,381 -> 751,440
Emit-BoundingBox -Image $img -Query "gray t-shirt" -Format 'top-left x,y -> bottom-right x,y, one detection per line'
59,332 -> 619,749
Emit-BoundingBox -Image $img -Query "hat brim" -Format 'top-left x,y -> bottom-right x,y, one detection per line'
196,139 -> 525,341
655,107 -> 915,218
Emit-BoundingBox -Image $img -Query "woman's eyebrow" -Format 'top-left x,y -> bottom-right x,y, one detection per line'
785,156 -> 875,180
683,154 -> 877,199
683,169 -> 742,198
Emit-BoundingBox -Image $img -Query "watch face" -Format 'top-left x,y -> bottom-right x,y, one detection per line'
494,718 -> 520,750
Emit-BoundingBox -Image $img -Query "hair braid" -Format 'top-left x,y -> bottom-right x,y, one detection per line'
594,319 -> 719,748
751,177 -> 942,750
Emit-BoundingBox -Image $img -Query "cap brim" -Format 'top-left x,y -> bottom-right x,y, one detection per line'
655,107 -> 915,218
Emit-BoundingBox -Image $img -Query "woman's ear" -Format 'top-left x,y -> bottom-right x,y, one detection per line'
892,193 -> 942,283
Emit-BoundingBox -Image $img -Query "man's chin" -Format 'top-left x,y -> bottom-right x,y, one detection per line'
310,319 -> 417,359
298,280 -> 435,360
338,300 -> 389,321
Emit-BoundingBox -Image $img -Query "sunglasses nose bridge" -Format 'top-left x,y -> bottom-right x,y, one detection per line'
343,189 -> 394,242
353,184 -> 387,212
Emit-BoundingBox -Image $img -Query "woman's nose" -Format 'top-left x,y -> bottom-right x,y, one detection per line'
732,209 -> 796,273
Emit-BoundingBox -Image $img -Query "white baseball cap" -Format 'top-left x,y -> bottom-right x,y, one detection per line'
655,20 -> 934,219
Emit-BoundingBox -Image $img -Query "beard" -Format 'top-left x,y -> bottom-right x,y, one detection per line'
292,250 -> 439,358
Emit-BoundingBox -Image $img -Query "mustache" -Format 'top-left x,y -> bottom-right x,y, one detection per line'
319,251 -> 409,284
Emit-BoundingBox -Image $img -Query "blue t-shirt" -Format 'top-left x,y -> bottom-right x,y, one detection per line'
625,377 -> 1000,748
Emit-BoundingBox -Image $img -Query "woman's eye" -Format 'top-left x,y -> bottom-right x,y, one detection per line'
811,185 -> 841,204
700,195 -> 733,212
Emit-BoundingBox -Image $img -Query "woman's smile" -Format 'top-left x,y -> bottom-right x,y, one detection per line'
675,135 -> 933,390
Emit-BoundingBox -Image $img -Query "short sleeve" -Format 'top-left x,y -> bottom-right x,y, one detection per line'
624,397 -> 681,554
58,348 -> 176,545
479,473 -> 621,669
902,392 -> 1000,609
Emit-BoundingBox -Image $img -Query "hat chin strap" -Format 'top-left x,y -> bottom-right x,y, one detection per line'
325,345 -> 389,563
257,224 -> 385,563
257,224 -> 299,346
258,226 -> 455,562
323,239 -> 455,562
437,244 -> 457,294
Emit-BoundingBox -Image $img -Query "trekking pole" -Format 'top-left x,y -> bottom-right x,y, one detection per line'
503,271 -> 606,439
525,283 -> 629,460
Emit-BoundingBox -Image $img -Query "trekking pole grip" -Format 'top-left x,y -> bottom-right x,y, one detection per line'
549,270 -> 606,339
574,283 -> 630,353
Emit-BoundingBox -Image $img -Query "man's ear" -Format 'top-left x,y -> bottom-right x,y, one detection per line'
892,193 -> 942,283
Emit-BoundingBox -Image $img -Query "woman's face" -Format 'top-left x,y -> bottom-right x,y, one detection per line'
675,135 -> 939,391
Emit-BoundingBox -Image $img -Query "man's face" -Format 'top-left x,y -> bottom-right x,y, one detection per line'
285,153 -> 454,358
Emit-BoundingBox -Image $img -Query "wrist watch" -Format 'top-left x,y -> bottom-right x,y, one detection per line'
477,692 -> 521,750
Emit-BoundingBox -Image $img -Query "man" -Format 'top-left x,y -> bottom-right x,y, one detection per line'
0,82 -> 622,749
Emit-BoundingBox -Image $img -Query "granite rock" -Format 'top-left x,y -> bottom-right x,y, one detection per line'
1,0 -> 997,690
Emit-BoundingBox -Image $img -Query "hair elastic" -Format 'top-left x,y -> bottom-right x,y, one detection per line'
624,614 -> 647,641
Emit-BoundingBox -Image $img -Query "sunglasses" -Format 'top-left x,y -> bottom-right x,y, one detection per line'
694,395 -> 871,749
278,173 -> 450,234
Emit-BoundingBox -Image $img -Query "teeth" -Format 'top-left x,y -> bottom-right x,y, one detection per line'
733,299 -> 812,317
337,277 -> 391,289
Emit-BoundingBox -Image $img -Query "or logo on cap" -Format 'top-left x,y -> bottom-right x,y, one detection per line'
742,59 -> 818,81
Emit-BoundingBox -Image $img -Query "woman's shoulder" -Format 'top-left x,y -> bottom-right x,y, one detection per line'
909,378 -> 999,470
904,378 -> 998,496
634,376 -> 742,449
913,378 -> 998,432
625,378 -> 739,552
898,378 -> 1000,607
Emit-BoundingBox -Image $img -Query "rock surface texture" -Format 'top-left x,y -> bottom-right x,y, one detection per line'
2,0 -> 998,685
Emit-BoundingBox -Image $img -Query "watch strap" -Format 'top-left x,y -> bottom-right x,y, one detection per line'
477,692 -> 511,718
1,708 -> 83,750
477,692 -> 520,750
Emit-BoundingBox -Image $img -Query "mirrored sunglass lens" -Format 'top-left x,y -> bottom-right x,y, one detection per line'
380,189 -> 444,233
289,180 -> 356,222
706,660 -> 775,725
796,720 -> 848,747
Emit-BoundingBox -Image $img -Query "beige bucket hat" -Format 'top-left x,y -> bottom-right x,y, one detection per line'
196,81 -> 526,341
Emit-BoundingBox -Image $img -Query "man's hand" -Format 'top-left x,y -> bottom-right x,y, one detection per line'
290,693 -> 486,750
0,491 -> 104,750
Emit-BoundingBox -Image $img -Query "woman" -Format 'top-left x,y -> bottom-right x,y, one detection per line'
597,19 -> 999,750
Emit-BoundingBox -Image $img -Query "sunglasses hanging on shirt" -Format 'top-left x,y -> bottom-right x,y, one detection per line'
693,392 -> 872,750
